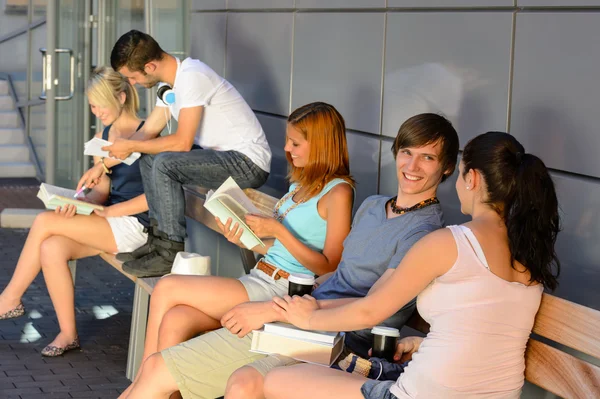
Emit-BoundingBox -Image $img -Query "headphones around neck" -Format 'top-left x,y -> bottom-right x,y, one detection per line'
157,84 -> 175,106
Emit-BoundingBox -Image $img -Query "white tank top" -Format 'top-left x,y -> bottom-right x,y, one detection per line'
390,225 -> 543,399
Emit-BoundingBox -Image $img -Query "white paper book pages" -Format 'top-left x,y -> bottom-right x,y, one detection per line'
37,183 -> 104,215
251,326 -> 344,367
263,322 -> 339,345
84,137 -> 141,166
203,177 -> 265,249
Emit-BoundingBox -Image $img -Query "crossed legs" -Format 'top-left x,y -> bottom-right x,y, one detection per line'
0,211 -> 117,348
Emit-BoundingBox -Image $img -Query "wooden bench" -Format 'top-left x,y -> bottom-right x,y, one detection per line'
81,186 -> 278,381
404,293 -> 600,398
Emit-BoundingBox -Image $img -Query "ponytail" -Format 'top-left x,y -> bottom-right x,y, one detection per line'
462,132 -> 561,290
506,153 -> 560,290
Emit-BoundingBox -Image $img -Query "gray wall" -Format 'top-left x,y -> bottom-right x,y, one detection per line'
194,2 -> 600,395
189,0 -> 600,312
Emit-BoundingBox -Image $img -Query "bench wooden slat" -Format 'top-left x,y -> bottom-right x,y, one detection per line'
532,294 -> 600,359
100,253 -> 136,283
138,277 -> 160,295
525,338 -> 600,398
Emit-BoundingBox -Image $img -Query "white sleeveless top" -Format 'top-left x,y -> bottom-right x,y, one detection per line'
390,225 -> 543,399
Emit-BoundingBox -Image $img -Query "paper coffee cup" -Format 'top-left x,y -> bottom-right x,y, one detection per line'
288,273 -> 315,296
371,326 -> 400,362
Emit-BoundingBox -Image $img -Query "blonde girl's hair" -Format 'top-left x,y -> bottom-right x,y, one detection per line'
86,66 -> 139,117
287,102 -> 354,200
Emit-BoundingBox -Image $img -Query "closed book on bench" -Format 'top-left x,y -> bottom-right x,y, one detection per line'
204,177 -> 266,250
250,323 -> 344,367
37,183 -> 104,215
263,322 -> 339,345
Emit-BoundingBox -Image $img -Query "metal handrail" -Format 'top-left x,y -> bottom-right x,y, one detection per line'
0,17 -> 45,45
0,72 -> 44,180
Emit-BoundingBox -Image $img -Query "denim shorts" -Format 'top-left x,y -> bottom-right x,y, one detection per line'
361,379 -> 398,399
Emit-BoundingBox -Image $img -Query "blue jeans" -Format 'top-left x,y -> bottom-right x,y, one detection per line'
360,379 -> 398,399
139,148 -> 269,242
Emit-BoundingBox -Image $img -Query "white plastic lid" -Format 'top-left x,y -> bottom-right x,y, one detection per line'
371,326 -> 400,337
288,273 -> 315,285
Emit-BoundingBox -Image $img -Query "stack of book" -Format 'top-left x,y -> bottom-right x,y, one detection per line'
250,322 -> 344,366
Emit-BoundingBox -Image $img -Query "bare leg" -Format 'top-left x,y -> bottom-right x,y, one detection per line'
141,275 -> 250,362
225,366 -> 266,399
122,352 -> 179,399
157,304 -> 220,351
0,211 -> 117,314
263,364 -> 367,399
39,236 -> 102,347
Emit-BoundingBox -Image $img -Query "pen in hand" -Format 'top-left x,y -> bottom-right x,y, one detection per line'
73,185 -> 87,198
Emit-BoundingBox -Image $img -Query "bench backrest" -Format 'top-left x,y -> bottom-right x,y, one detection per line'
405,293 -> 600,398
183,186 -> 279,274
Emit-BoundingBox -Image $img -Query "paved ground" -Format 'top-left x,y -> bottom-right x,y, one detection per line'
0,227 -> 134,398
0,178 -> 44,213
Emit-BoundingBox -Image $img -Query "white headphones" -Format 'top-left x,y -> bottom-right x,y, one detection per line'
157,84 -> 176,106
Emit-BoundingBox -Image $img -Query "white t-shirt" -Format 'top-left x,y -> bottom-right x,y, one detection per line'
156,57 -> 271,173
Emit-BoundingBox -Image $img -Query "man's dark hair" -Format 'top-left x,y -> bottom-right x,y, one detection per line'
391,113 -> 459,182
110,30 -> 165,73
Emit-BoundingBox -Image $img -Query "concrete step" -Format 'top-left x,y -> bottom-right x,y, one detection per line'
0,111 -> 19,128
0,80 -> 43,98
0,144 -> 30,162
0,208 -> 45,228
0,95 -> 14,110
0,162 -> 36,178
0,128 -> 25,145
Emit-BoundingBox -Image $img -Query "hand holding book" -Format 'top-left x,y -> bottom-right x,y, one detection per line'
204,177 -> 269,250
244,214 -> 283,239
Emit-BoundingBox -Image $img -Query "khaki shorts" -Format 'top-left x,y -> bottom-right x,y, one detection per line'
162,327 -> 300,399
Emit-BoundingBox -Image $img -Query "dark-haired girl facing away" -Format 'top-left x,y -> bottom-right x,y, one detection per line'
264,131 -> 561,399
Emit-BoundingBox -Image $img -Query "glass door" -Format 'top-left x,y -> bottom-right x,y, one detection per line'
43,0 -> 92,186
146,0 -> 189,127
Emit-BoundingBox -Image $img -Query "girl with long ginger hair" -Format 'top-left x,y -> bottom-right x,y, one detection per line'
121,102 -> 355,397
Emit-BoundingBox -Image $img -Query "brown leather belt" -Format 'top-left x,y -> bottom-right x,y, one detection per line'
256,259 -> 290,280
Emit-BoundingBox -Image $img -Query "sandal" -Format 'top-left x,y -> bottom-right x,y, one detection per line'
41,336 -> 80,357
0,302 -> 25,320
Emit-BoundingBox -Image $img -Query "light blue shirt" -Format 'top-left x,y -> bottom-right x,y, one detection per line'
263,178 -> 350,275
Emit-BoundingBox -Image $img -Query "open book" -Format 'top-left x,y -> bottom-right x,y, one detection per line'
84,137 -> 141,166
251,322 -> 344,366
204,177 -> 266,250
37,183 -> 104,215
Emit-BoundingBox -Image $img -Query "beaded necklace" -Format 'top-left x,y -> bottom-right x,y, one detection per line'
389,196 -> 439,215
272,186 -> 305,222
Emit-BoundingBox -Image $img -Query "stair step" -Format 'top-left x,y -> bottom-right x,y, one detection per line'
0,95 -> 14,110
0,128 -> 25,145
0,162 -> 36,178
0,144 -> 30,162
0,81 -> 7,96
0,111 -> 19,128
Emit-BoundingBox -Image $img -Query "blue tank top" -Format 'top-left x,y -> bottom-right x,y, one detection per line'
263,178 -> 351,276
102,123 -> 150,228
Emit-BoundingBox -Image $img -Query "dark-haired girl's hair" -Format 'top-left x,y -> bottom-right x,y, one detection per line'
462,132 -> 560,290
